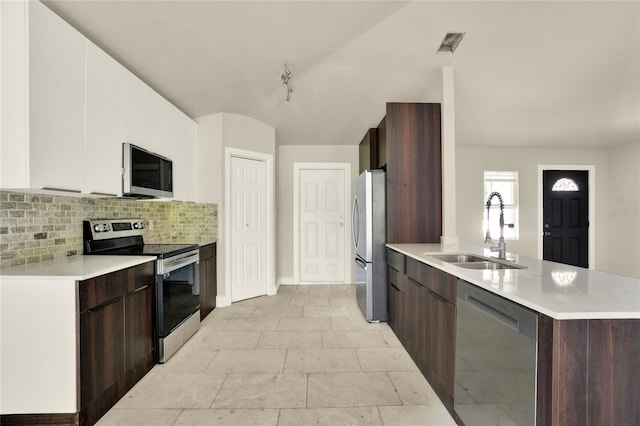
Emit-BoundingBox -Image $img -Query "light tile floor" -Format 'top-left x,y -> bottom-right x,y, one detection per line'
97,285 -> 457,426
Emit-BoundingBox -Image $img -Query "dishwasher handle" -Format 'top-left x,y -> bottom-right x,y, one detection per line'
457,279 -> 538,340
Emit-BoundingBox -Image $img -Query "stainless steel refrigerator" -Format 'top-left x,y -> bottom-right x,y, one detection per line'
352,169 -> 387,322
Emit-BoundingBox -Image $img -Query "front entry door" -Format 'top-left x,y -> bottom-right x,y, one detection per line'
542,170 -> 589,268
230,156 -> 266,302
299,168 -> 346,283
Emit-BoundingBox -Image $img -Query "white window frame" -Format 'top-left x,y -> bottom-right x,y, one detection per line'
483,171 -> 519,240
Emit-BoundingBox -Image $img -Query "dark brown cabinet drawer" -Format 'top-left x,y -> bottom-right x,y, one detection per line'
406,256 -> 428,286
427,267 -> 456,305
387,249 -> 405,273
79,270 -> 125,312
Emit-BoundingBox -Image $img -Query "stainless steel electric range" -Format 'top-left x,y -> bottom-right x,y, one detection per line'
83,219 -> 200,363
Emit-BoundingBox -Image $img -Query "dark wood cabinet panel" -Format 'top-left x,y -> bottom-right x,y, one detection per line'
383,103 -> 442,244
426,290 -> 456,407
537,317 -> 640,426
387,248 -> 405,273
587,320 -> 640,425
80,297 -> 125,409
358,128 -> 379,173
199,243 -> 217,320
124,284 -> 154,387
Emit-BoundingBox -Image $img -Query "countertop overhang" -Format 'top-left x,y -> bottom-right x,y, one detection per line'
386,243 -> 640,320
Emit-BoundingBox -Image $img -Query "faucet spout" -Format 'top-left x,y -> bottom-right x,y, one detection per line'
485,191 -> 506,259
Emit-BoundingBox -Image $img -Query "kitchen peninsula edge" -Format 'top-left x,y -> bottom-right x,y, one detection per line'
386,243 -> 640,320
0,256 -> 157,424
387,243 -> 640,425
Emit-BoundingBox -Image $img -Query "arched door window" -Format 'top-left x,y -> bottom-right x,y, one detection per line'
552,178 -> 579,192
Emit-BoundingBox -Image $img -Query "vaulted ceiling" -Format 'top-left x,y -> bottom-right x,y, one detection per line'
44,1 -> 639,148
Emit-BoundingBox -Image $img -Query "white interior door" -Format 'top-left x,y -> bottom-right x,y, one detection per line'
230,156 -> 266,301
299,168 -> 347,283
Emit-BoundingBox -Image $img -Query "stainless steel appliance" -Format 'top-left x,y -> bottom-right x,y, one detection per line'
352,169 -> 387,322
455,279 -> 538,425
123,143 -> 173,198
83,219 -> 199,363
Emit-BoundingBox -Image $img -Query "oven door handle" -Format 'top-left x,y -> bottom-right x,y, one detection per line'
161,251 -> 199,274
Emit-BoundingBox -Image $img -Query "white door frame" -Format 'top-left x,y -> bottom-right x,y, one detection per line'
537,164 -> 596,269
293,162 -> 352,284
224,147 -> 276,306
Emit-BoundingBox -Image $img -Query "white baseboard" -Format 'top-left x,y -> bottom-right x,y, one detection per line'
215,294 -> 232,308
277,276 -> 296,285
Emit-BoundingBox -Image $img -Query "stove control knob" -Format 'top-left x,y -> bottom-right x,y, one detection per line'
133,222 -> 140,229
139,222 -> 145,229
94,224 -> 101,233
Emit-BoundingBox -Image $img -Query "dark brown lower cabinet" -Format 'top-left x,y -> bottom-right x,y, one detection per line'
124,283 -> 154,388
79,262 -> 155,426
386,248 -> 456,413
386,248 -> 640,425
199,243 -> 217,320
80,296 -> 125,410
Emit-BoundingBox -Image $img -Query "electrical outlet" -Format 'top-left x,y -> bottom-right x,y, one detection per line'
148,220 -> 154,230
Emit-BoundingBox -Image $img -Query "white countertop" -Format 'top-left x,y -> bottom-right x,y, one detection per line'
0,255 -> 157,281
386,243 -> 640,320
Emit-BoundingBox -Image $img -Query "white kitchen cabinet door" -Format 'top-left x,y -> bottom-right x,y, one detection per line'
28,0 -> 86,192
1,0 -> 29,189
123,73 -> 151,150
185,118 -> 198,201
148,90 -> 172,158
85,41 -> 125,196
170,108 -> 197,202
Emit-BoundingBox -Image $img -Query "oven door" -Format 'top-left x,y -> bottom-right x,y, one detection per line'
156,250 -> 200,362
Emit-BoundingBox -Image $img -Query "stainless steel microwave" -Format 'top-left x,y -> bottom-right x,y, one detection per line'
122,143 -> 173,198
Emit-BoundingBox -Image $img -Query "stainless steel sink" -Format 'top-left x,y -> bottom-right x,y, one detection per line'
427,253 -> 487,263
426,253 -> 527,270
453,261 -> 527,270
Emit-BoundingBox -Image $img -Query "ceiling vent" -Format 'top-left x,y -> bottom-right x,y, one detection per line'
437,32 -> 465,53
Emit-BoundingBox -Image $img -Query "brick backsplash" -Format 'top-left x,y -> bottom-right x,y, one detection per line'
0,191 -> 217,269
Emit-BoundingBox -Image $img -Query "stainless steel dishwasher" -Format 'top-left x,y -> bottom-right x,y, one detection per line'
455,279 -> 538,426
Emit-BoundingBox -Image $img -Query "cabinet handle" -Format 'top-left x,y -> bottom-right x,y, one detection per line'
407,277 -> 423,288
41,187 -> 81,193
428,289 -> 450,305
87,296 -> 121,313
129,284 -> 150,294
389,282 -> 401,292
89,191 -> 118,197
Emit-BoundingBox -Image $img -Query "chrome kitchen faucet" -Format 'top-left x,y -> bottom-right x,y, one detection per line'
484,191 -> 507,260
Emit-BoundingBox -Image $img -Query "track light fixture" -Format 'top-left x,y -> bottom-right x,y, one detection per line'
281,64 -> 293,101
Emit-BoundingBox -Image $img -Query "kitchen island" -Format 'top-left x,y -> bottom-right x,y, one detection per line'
386,243 -> 640,426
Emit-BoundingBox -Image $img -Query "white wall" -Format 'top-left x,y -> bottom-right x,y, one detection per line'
196,112 -> 276,304
606,142 -> 640,278
456,146 -> 611,272
277,145 -> 359,284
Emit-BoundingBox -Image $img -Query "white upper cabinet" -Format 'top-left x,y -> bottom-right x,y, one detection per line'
0,1 -> 199,199
85,41 -> 125,196
148,90 -> 172,158
123,73 -> 151,150
170,107 -> 197,202
28,0 -> 86,192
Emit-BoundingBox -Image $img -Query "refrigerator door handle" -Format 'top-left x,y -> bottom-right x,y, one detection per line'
355,256 -> 367,269
352,195 -> 359,250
